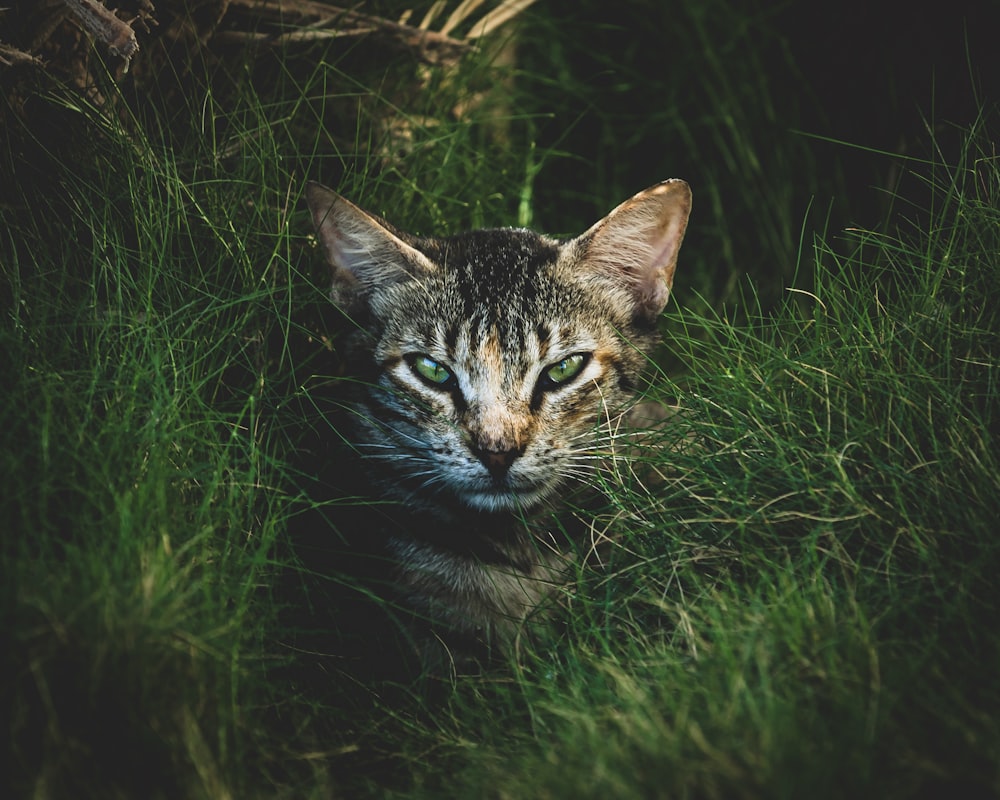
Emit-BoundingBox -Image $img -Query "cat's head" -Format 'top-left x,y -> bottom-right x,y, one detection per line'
306,180 -> 691,514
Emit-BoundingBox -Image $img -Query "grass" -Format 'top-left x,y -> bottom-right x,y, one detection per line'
438,124 -> 1000,798
2,2 -> 999,797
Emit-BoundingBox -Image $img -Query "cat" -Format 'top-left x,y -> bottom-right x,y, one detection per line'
303,178 -> 691,674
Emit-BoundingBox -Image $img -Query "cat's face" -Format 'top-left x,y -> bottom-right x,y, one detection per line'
306,181 -> 691,514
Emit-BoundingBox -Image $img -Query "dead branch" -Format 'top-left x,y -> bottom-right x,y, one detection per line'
219,1 -> 472,67
0,41 -> 45,68
59,0 -> 141,70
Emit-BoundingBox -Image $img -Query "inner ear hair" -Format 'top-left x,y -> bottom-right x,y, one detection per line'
305,181 -> 438,302
577,179 -> 692,322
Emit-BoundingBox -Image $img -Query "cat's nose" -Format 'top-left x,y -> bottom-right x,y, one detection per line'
474,446 -> 521,479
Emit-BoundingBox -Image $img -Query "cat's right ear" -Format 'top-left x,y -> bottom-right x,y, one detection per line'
571,179 -> 692,325
305,181 -> 436,308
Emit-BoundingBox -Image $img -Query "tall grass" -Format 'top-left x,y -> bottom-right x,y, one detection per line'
418,120 -> 1000,799
0,84 -> 287,798
1,2 -> 998,797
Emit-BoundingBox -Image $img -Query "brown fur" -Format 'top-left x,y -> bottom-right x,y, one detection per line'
305,179 -> 691,671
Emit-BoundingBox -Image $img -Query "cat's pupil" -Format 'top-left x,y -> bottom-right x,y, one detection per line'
411,354 -> 452,386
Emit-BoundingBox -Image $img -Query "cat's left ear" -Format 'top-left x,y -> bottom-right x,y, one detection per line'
572,179 -> 692,323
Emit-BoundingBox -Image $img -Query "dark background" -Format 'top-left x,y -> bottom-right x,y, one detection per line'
508,0 -> 998,316
523,0 -> 997,226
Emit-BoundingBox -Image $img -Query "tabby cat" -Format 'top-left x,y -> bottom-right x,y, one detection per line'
304,179 -> 691,672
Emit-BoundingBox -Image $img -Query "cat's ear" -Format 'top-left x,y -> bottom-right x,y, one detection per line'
305,181 -> 437,307
573,179 -> 691,323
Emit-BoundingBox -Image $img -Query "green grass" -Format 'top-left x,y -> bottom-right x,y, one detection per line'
2,2 -> 999,797
428,123 -> 1000,798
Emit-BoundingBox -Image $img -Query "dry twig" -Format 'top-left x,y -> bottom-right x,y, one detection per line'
217,0 -> 475,66
59,0 -> 140,71
0,41 -> 44,67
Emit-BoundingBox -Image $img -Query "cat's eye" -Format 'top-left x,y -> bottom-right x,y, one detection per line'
543,353 -> 589,387
410,354 -> 453,387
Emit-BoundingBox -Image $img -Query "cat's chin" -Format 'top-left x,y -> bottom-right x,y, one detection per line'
459,486 -> 551,514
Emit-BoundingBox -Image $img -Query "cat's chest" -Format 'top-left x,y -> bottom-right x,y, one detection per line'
385,520 -> 573,644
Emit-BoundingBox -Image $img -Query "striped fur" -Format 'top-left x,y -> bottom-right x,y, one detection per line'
306,180 -> 691,667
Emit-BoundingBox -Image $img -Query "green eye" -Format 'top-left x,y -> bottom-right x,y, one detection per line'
411,355 -> 453,386
544,353 -> 588,386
